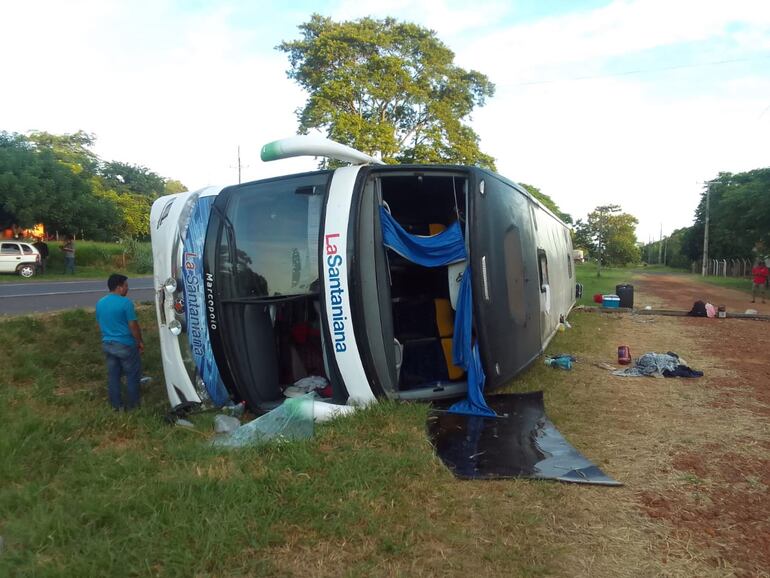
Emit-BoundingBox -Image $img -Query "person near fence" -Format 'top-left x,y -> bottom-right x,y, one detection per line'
96,274 -> 144,410
751,260 -> 768,303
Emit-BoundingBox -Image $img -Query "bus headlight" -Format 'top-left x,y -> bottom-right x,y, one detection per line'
168,319 -> 183,336
164,277 -> 178,295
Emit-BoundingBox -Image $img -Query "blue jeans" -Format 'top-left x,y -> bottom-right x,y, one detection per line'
64,256 -> 75,274
103,341 -> 142,410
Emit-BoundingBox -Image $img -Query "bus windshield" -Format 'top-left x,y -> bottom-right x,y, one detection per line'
216,173 -> 330,300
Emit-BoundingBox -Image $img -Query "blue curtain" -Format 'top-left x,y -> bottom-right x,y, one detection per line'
379,208 -> 495,417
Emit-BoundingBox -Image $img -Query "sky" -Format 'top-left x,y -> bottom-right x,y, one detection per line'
2,0 -> 769,241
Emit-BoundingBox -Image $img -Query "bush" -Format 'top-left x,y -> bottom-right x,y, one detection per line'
119,238 -> 154,274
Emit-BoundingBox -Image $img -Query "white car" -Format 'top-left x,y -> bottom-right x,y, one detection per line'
0,241 -> 40,277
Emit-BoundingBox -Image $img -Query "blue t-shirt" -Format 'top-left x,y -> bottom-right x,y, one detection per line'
96,293 -> 138,347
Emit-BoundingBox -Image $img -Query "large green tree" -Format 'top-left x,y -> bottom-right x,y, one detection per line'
681,169 -> 770,262
574,204 -> 639,271
0,131 -> 187,239
0,132 -> 118,237
278,14 -> 496,167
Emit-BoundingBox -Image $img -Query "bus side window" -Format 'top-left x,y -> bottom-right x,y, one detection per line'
537,249 -> 549,292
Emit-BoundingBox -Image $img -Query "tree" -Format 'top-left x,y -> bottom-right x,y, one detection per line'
27,130 -> 99,173
681,169 -> 770,263
519,182 -> 572,224
100,161 -> 167,197
0,130 -> 186,239
0,132 -> 118,236
278,14 -> 496,167
574,205 -> 640,273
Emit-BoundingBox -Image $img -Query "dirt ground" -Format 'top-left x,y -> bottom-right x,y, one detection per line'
603,273 -> 770,577
632,272 -> 770,315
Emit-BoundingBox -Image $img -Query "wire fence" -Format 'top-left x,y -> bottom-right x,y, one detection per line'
690,258 -> 755,277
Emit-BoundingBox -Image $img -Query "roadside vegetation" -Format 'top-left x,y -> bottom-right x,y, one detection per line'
0,240 -> 152,282
574,262 -> 636,306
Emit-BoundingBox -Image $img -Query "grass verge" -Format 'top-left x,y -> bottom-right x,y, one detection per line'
1,306 -> 617,577
575,262 -> 637,306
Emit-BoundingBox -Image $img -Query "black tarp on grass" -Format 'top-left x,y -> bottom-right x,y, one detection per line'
427,392 -> 621,485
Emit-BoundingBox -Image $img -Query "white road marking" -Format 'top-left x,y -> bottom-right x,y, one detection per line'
1,289 -> 154,298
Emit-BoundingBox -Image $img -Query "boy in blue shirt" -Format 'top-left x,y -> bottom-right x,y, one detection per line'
96,274 -> 144,410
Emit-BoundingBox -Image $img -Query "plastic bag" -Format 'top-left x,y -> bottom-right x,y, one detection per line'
213,393 -> 315,448
213,414 -> 241,434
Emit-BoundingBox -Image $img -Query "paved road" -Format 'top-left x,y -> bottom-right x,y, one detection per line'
0,277 -> 155,315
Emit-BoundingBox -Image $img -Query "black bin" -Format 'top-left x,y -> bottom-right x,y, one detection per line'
615,284 -> 634,308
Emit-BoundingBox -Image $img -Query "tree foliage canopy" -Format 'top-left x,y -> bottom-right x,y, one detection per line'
0,131 -> 186,239
279,14 -> 496,167
574,204 -> 640,266
679,169 -> 770,262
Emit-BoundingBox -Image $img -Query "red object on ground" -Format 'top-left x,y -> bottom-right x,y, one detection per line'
618,345 -> 631,365
593,293 -> 603,304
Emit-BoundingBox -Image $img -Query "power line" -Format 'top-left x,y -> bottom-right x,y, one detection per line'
513,54 -> 770,87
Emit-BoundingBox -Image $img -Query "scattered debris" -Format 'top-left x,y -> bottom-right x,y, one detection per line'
213,414 -> 241,434
612,352 -> 703,378
544,354 -> 575,370
213,394 -> 316,447
222,401 -> 246,417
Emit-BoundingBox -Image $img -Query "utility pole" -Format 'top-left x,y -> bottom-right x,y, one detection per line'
701,183 -> 711,276
230,145 -> 251,184
658,223 -> 663,264
237,145 -> 242,184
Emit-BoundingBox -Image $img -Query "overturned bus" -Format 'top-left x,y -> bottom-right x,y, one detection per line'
150,137 -> 577,416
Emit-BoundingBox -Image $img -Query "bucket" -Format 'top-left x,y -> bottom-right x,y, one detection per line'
717,305 -> 726,319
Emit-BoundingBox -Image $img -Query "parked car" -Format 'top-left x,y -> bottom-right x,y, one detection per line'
0,241 -> 40,277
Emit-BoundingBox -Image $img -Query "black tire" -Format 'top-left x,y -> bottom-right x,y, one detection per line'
18,264 -> 36,278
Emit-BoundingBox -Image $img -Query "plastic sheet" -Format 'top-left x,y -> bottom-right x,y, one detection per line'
427,392 -> 621,485
213,394 -> 315,447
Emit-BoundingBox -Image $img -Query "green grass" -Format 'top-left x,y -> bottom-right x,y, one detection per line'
1,306 -> 615,576
695,274 -> 755,295
574,262 -> 637,305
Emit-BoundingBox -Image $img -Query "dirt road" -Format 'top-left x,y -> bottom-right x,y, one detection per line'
633,272 -> 770,315
573,272 -> 769,577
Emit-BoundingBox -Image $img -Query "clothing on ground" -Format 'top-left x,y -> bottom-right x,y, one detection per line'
612,352 -> 703,378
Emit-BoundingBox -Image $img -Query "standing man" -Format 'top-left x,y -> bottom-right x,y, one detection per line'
751,259 -> 769,304
33,237 -> 49,274
61,236 -> 75,274
96,274 -> 144,410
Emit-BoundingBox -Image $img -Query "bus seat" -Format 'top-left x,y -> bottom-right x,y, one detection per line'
441,338 -> 464,380
428,223 -> 446,235
434,298 -> 453,338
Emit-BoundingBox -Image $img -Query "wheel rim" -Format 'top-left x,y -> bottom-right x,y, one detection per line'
19,265 -> 34,277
